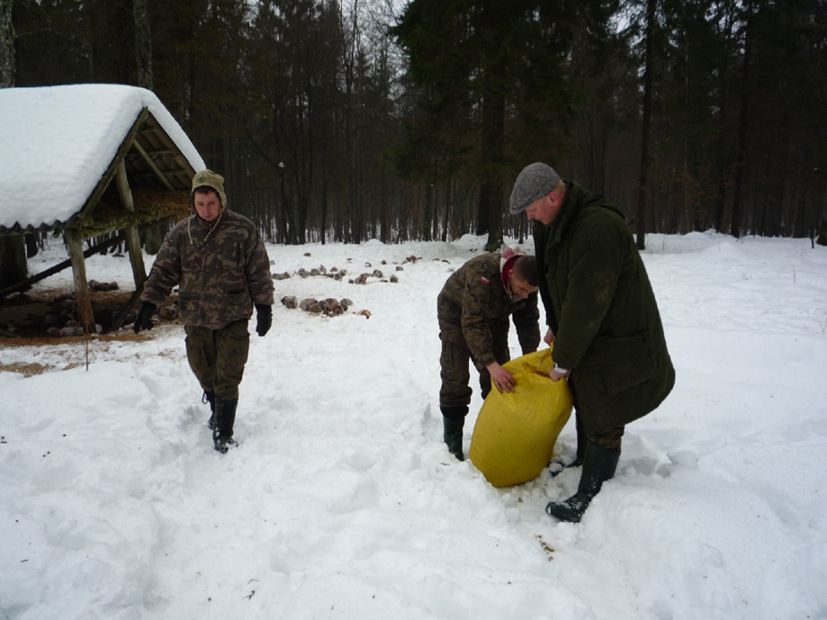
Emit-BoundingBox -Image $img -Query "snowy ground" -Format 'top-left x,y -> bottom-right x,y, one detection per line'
2,231 -> 826,620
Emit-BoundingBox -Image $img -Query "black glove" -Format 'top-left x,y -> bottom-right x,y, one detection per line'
255,303 -> 272,337
133,301 -> 157,333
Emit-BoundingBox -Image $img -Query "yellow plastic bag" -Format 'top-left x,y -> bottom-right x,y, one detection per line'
469,348 -> 573,488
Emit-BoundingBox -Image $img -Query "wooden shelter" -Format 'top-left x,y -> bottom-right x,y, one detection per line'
0,85 -> 204,332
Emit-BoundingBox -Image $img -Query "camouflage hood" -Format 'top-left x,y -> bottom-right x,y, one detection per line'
191,169 -> 227,211
189,169 -> 228,244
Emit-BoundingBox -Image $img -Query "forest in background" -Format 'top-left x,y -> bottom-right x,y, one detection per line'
3,0 -> 827,249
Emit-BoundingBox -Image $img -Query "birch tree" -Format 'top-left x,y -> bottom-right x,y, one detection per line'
0,0 -> 28,290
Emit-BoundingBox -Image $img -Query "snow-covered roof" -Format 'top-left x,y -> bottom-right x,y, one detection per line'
0,84 -> 206,233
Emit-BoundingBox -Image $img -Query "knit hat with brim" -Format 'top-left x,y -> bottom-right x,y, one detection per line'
191,169 -> 227,209
509,162 -> 560,215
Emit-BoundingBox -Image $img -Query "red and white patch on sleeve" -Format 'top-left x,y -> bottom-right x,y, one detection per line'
479,277 -> 490,285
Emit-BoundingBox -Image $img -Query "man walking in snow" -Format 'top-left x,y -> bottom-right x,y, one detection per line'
438,248 -> 540,460
509,162 -> 675,522
133,169 -> 274,453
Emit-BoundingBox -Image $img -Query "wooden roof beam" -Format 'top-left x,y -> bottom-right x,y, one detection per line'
132,140 -> 175,191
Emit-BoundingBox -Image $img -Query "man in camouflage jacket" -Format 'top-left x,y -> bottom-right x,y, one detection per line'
134,169 -> 275,453
438,248 -> 540,460
510,162 -> 675,522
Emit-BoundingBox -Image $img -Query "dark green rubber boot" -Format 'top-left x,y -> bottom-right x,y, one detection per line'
213,397 -> 239,454
440,405 -> 468,461
546,440 -> 619,522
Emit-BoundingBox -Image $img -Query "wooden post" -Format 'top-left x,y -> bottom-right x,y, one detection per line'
0,233 -> 125,298
65,228 -> 95,332
115,161 -> 147,290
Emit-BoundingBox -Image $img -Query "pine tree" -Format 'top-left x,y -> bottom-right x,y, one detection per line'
392,0 -> 616,245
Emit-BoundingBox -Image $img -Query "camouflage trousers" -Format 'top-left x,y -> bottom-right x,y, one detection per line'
184,319 -> 250,400
438,300 -> 510,409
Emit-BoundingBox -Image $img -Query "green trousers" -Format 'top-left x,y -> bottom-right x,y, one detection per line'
184,320 -> 250,400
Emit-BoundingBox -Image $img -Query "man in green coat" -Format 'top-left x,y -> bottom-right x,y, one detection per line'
510,162 -> 675,522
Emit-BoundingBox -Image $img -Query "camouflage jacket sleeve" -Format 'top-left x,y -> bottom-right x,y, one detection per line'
244,225 -> 275,306
140,222 -> 186,307
458,260 -> 501,368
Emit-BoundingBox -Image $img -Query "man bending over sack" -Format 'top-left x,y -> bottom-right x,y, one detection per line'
509,162 -> 675,522
437,248 -> 541,461
134,170 -> 275,454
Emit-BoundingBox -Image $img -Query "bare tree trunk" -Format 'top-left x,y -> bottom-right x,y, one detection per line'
730,0 -> 753,238
0,0 -> 28,291
818,184 -> 827,246
343,0 -> 360,244
441,179 -> 451,242
636,0 -> 656,251
133,0 -> 154,90
481,94 -> 505,252
0,0 -> 14,85
423,183 -> 433,242
0,233 -> 27,291
320,175 -> 328,245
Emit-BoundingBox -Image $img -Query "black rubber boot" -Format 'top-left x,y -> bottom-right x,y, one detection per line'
212,397 -> 238,453
203,390 -> 216,429
546,440 -> 620,523
550,415 -> 586,476
440,405 -> 468,461
573,414 -> 587,466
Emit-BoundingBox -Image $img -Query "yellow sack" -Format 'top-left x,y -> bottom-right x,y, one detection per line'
469,348 -> 573,488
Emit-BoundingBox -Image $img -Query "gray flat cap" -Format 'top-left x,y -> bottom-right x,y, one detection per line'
509,162 -> 560,215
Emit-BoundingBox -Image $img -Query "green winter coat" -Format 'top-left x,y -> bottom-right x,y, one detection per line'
533,181 -> 674,432
438,253 -> 540,368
